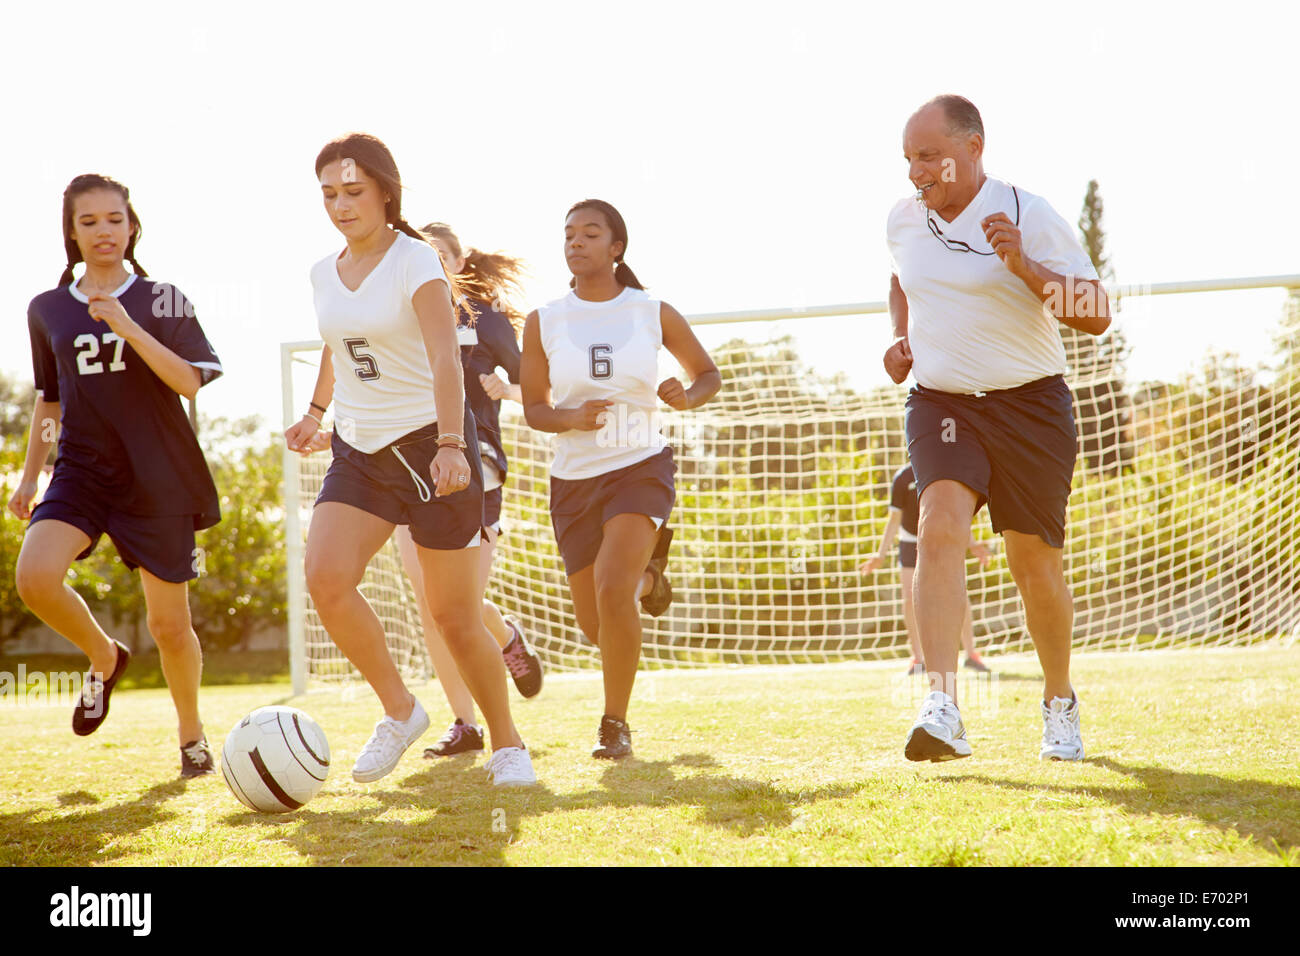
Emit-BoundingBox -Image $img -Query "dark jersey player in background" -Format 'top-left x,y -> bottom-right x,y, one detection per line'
8,174 -> 223,778
859,464 -> 991,675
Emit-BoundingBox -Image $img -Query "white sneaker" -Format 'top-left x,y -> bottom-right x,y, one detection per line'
352,698 -> 430,782
905,690 -> 972,762
1041,695 -> 1085,761
484,746 -> 537,787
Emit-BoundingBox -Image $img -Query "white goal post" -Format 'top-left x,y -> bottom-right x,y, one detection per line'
283,276 -> 1300,695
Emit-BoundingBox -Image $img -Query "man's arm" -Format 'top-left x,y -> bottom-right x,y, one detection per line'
981,213 -> 1111,336
883,274 -> 913,383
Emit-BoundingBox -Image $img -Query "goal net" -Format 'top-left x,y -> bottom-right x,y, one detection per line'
282,281 -> 1300,692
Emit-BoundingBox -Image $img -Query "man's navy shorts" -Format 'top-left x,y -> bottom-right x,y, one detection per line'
904,374 -> 1077,548
31,467 -> 201,583
549,447 -> 676,576
317,417 -> 487,551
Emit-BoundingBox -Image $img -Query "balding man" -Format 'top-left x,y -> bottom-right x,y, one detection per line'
884,94 -> 1109,763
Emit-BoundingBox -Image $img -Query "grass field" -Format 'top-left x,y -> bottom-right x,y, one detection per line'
2,645 -> 1297,867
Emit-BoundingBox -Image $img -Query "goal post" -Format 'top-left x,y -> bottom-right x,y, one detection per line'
283,277 -> 1300,693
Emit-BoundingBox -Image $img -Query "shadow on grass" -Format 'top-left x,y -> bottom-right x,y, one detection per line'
0,779 -> 189,866
217,751 -> 868,865
961,757 -> 1300,859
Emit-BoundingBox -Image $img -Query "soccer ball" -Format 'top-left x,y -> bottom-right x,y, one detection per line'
221,706 -> 330,813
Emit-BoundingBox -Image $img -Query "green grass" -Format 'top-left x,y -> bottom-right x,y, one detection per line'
1,645 -> 1297,866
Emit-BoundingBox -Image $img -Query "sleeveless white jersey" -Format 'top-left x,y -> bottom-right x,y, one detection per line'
311,232 -> 449,453
539,286 -> 667,480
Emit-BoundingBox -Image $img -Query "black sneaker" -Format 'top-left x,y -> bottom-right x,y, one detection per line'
72,640 -> 131,736
501,620 -> 544,698
180,737 -> 216,778
640,526 -> 674,617
592,715 -> 632,760
422,719 -> 485,758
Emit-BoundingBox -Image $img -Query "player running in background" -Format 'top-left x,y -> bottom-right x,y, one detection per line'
10,174 -> 223,778
405,223 -> 543,757
521,199 -> 721,759
884,95 -> 1109,762
859,463 -> 991,675
284,134 -> 534,786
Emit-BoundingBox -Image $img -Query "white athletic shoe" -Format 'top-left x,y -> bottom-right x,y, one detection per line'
352,698 -> 430,783
484,746 -> 537,787
1040,695 -> 1085,761
905,690 -> 973,762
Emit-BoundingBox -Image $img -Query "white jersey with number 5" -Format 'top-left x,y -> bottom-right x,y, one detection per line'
539,286 -> 667,480
311,232 -> 449,454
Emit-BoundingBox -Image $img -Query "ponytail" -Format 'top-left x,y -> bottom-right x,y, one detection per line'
614,260 -> 644,291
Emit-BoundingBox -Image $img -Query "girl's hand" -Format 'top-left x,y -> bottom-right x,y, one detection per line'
284,417 -> 320,454
430,445 -> 471,497
566,399 -> 614,431
858,555 -> 885,575
658,377 -> 692,410
479,371 -> 508,400
7,481 -> 39,520
86,293 -> 139,339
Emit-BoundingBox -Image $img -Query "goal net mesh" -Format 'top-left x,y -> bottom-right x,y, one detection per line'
285,289 -> 1300,684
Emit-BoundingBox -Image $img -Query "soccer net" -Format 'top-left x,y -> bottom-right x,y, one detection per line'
282,280 -> 1300,692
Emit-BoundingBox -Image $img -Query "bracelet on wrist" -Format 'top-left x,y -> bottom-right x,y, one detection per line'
304,411 -> 323,427
435,433 -> 467,450
309,401 -> 328,415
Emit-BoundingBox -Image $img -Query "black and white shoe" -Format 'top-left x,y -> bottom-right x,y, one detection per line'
592,715 -> 633,760
180,737 -> 216,778
501,620 -> 544,698
72,640 -> 131,737
422,719 -> 485,758
640,526 -> 674,617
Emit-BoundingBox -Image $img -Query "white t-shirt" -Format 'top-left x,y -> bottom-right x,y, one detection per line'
887,177 -> 1099,394
311,231 -> 450,453
538,286 -> 667,480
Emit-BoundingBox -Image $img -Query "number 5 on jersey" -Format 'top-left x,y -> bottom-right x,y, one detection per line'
589,343 -> 613,380
344,337 -> 381,381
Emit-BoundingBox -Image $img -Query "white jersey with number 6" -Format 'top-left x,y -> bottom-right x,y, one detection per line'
311,232 -> 449,454
539,286 -> 667,480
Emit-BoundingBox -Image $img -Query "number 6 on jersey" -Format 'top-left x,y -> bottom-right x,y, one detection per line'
589,343 -> 613,380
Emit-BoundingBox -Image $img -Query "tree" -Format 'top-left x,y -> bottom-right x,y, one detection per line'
1067,179 -> 1133,475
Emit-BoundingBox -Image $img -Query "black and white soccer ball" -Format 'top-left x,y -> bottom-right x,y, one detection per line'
221,706 -> 330,813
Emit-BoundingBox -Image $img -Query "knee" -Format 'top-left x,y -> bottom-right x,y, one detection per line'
917,513 -> 968,557
147,610 -> 194,650
429,606 -> 483,652
1012,558 -> 1066,604
594,571 -> 639,619
305,558 -> 359,610
15,557 -> 61,608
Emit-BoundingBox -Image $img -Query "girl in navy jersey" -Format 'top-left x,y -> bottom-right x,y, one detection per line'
9,174 -> 223,777
284,134 -> 534,786
521,199 -> 721,759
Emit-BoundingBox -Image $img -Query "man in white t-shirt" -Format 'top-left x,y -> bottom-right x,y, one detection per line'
883,94 -> 1111,764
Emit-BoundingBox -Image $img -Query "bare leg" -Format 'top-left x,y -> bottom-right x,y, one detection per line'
305,502 -> 413,719
417,543 -> 523,752
915,480 -> 979,704
591,514 -> 659,723
15,520 -> 118,675
138,569 -> 204,744
395,525 -> 476,724
900,565 -> 921,664
1003,529 -> 1073,702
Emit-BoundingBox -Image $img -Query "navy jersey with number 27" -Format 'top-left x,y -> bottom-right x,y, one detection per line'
27,274 -> 223,527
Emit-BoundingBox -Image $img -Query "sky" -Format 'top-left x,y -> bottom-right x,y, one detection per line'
2,0 -> 1296,426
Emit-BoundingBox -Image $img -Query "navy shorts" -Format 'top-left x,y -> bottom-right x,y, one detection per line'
31,471 -> 201,583
904,374 -> 1077,549
898,540 -> 918,569
550,448 -> 676,576
317,417 -> 487,551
